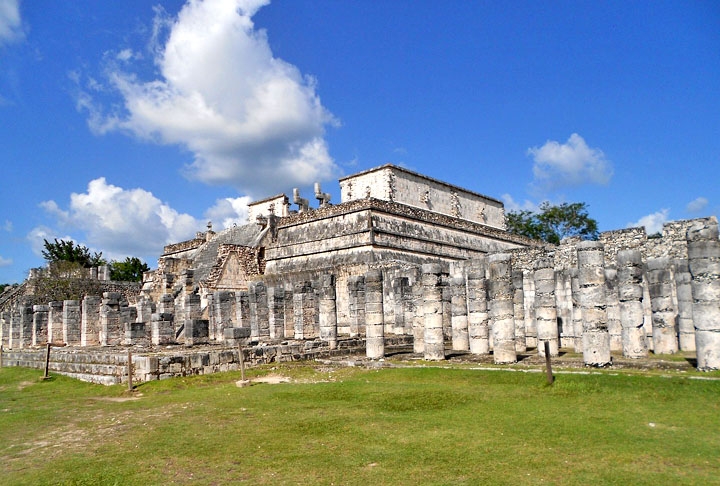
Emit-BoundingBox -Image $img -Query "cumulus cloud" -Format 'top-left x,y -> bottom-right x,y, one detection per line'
34,178 -> 203,261
528,133 -> 612,191
0,255 -> 12,267
628,209 -> 669,235
78,0 -> 338,198
501,194 -> 540,213
686,197 -> 708,213
0,0 -> 23,46
204,196 -> 252,229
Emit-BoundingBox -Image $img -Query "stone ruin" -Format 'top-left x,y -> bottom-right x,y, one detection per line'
1,164 -> 719,383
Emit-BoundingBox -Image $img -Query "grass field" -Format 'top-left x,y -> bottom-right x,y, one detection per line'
1,362 -> 719,485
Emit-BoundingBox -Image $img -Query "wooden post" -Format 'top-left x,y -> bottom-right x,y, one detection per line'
127,349 -> 133,391
238,344 -> 246,382
43,343 -> 51,380
544,341 -> 554,385
0,344 -> 3,369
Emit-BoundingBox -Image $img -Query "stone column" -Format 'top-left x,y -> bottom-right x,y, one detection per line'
100,292 -> 122,346
151,312 -> 175,345
8,306 -> 20,349
18,302 -> 33,348
451,276 -> 469,351
235,291 -> 251,331
555,269 -> 574,348
687,218 -> 720,370
318,274 -> 338,349
48,301 -> 64,345
283,286 -> 294,338
488,254 -> 516,364
412,279 -> 425,353
512,269 -> 526,353
268,286 -> 286,340
347,276 -> 366,337
212,291 -> 236,342
577,241 -> 610,366
673,259 -> 695,351
441,275 -> 452,342
81,295 -> 101,346
467,258 -> 489,355
391,277 -> 407,335
184,319 -> 209,346
605,268 -> 622,352
250,283 -> 270,339
646,257 -> 679,354
422,264 -> 445,360
616,249 -> 647,358
534,257 -> 558,357
523,270 -> 538,349
365,270 -> 385,358
0,311 -> 8,347
570,268 -> 583,353
62,300 -> 81,345
32,304 -> 49,346
135,297 -> 155,324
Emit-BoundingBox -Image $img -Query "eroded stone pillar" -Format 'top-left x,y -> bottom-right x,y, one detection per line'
212,291 -> 236,342
616,249 -> 647,358
319,274 -> 338,349
687,218 -> 720,370
412,278 -> 425,353
32,304 -> 49,346
570,268 -> 583,353
451,276 -> 469,351
235,291 -> 251,332
16,302 -> 33,348
577,241 -> 610,366
555,269 -> 574,348
48,301 -> 64,345
268,286 -> 286,340
81,295 -> 101,346
347,276 -> 366,338
646,257 -> 679,354
534,256 -> 558,357
488,254 -> 516,364
100,292 -> 122,346
467,258 -> 489,355
605,268 -> 622,352
422,264 -> 445,360
151,312 -> 175,345
365,270 -> 385,358
62,300 -> 81,345
0,311 -> 8,347
250,283 -> 269,339
512,270 -> 526,353
673,259 -> 695,351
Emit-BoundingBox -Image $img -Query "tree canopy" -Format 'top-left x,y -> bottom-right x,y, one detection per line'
109,257 -> 150,282
42,239 -> 106,268
506,202 -> 599,244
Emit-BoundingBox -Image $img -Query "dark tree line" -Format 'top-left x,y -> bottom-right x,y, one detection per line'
505,202 -> 599,244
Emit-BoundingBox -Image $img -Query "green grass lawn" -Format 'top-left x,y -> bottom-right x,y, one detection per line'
1,363 -> 718,485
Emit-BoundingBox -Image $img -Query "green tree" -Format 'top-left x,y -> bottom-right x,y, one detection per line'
110,257 -> 150,282
42,238 -> 106,268
506,202 -> 599,244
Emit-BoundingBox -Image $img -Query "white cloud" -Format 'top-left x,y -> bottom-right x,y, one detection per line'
501,194 -> 540,213
2,219 -> 11,232
528,133 -> 613,191
686,197 -> 708,213
204,196 -> 252,229
628,209 -> 669,235
0,255 -> 12,267
0,0 -> 23,46
34,178 -> 203,262
78,0 -> 338,198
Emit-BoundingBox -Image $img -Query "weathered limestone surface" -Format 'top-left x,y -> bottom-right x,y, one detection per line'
687,217 -> 720,370
268,286 -> 286,340
555,269 -> 574,348
451,276 -> 469,351
100,292 -> 122,346
570,268 -> 583,353
32,304 -> 49,346
466,258 -> 489,355
605,268 -> 622,351
422,264 -> 445,360
488,254 -> 516,364
646,257 -> 679,354
673,259 -> 695,351
512,269 -> 526,352
318,274 -> 338,349
365,270 -> 385,358
48,301 -> 64,345
534,257 -> 558,357
151,313 -> 175,345
577,241 -> 610,366
250,283 -> 270,339
212,291 -> 236,342
616,250 -> 648,358
81,295 -> 101,346
62,300 -> 81,345
347,276 -> 366,338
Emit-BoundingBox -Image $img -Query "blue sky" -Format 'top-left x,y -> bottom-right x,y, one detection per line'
1,0 -> 718,284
